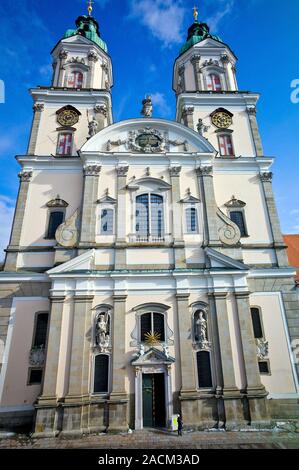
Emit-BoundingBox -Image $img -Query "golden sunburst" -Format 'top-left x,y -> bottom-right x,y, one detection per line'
144,331 -> 161,345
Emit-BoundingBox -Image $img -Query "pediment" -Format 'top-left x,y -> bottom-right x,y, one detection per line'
131,347 -> 175,366
205,247 -> 249,271
47,249 -> 95,275
80,118 -> 216,155
127,176 -> 172,191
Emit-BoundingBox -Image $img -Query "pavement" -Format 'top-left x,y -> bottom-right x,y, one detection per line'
0,429 -> 299,449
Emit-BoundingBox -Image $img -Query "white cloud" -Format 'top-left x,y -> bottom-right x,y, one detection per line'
151,92 -> 171,117
39,63 -> 53,79
128,0 -> 187,47
0,195 -> 14,262
206,0 -> 235,32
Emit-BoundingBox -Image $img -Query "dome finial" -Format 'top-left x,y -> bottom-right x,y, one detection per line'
193,5 -> 199,22
87,0 -> 93,16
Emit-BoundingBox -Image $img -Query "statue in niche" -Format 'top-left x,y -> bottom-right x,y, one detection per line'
88,116 -> 98,137
194,310 -> 211,350
95,312 -> 110,352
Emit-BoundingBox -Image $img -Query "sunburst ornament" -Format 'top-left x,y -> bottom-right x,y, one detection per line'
144,331 -> 161,345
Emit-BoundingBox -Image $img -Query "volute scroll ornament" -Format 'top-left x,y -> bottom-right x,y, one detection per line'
55,209 -> 81,248
217,208 -> 241,246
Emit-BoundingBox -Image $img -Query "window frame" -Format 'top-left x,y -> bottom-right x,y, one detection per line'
258,359 -> 271,375
99,207 -> 115,235
56,131 -> 74,157
250,306 -> 266,339
217,132 -> 235,157
135,192 -> 165,240
45,208 -> 65,240
31,311 -> 49,350
196,350 -> 213,389
185,206 -> 199,234
27,367 -> 44,386
66,70 -> 84,89
92,353 -> 111,395
206,73 -> 222,92
228,208 -> 249,238
139,311 -> 166,343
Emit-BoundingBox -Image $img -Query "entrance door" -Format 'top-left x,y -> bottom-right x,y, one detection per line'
142,373 -> 166,428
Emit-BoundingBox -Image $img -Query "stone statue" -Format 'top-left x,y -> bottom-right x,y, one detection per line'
141,96 -> 153,118
96,313 -> 110,352
88,116 -> 98,137
163,344 -> 169,358
139,343 -> 145,356
197,118 -> 209,135
194,311 -> 210,350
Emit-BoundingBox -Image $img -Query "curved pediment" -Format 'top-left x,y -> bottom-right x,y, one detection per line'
81,118 -> 216,155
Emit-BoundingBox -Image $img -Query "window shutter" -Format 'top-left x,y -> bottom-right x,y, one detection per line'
251,308 -> 263,339
140,313 -> 152,342
197,351 -> 212,388
94,355 -> 109,393
153,313 -> 165,342
33,313 -> 49,348
47,211 -> 64,239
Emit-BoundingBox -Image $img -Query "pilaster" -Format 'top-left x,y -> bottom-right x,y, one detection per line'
27,104 -> 44,155
57,50 -> 68,87
196,166 -> 219,246
169,166 -> 185,268
115,165 -> 129,270
247,106 -> 264,157
182,106 -> 194,129
259,172 -> 289,267
79,164 -> 101,247
87,51 -> 98,88
4,171 -> 33,271
191,54 -> 202,91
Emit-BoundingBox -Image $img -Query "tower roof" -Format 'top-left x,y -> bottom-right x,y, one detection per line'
63,15 -> 108,53
180,19 -> 223,55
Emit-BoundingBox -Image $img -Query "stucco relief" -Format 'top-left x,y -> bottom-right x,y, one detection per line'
55,209 -> 81,248
216,208 -> 241,246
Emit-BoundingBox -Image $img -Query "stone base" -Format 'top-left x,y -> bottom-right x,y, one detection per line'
108,398 -> 129,432
180,395 -> 219,430
0,408 -> 34,433
223,398 -> 248,430
247,396 -> 271,428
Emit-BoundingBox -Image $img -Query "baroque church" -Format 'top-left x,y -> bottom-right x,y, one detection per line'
0,5 -> 298,435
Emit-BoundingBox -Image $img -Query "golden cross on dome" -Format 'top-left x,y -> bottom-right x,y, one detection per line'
193,5 -> 199,21
87,0 -> 94,16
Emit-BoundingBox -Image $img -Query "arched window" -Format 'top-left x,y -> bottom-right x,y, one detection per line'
140,312 -> 165,342
186,207 -> 198,233
218,134 -> 234,156
33,313 -> 49,348
46,211 -> 64,239
136,194 -> 164,240
100,208 -> 114,234
94,354 -> 109,393
57,132 -> 73,156
197,351 -> 213,388
207,73 -> 222,91
67,71 -> 84,88
250,307 -> 264,339
229,210 -> 247,237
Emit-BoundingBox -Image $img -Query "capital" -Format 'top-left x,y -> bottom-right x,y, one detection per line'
18,171 -> 32,182
260,171 -> 273,183
169,166 -> 181,177
84,165 -> 102,177
33,103 -> 44,113
117,165 -> 129,177
88,51 -> 99,62
59,50 -> 68,60
196,166 -> 213,177
182,106 -> 194,117
247,106 -> 257,116
94,104 -> 108,117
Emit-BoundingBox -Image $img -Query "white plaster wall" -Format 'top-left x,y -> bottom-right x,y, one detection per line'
243,249 -> 276,266
250,292 -> 297,395
18,252 -> 55,268
0,298 -> 49,407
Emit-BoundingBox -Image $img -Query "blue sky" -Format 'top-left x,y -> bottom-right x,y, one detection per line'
0,0 -> 298,260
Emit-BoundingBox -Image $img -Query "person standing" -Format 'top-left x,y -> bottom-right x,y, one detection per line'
177,414 -> 183,436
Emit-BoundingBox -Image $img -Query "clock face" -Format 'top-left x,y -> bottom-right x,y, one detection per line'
211,111 -> 232,129
57,109 -> 79,127
136,133 -> 161,149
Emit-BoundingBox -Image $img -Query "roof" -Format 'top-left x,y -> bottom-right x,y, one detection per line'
284,234 -> 299,283
180,20 -> 223,55
63,15 -> 108,53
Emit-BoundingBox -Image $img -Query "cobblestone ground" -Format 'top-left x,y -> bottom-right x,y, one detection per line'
0,430 -> 299,449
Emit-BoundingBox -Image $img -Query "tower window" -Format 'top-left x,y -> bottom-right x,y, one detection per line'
207,73 -> 222,92
33,313 -> 49,348
136,194 -> 164,239
67,71 -> 84,88
250,307 -> 264,339
140,312 -> 165,343
197,351 -> 213,388
230,210 -> 247,237
258,361 -> 270,374
57,132 -> 73,156
186,207 -> 198,233
46,211 -> 64,239
100,209 -> 114,234
94,354 -> 109,393
28,368 -> 43,385
218,134 -> 234,156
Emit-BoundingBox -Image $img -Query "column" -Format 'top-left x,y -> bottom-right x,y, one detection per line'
177,64 -> 186,93
66,296 -> 94,399
34,296 -> 65,436
191,54 -> 201,91
212,293 -> 244,429
176,294 -> 196,394
235,292 -> 270,425
101,61 -> 109,90
79,164 -> 101,248
182,106 -> 194,129
220,55 -> 233,90
57,50 -> 68,87
115,165 -> 129,270
4,171 -> 32,271
260,172 -> 289,267
109,294 -> 128,431
169,166 -> 185,268
27,103 -> 44,155
247,106 -> 264,157
87,51 -> 98,88
196,166 -> 219,247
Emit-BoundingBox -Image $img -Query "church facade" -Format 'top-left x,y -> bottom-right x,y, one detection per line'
0,9 -> 298,435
